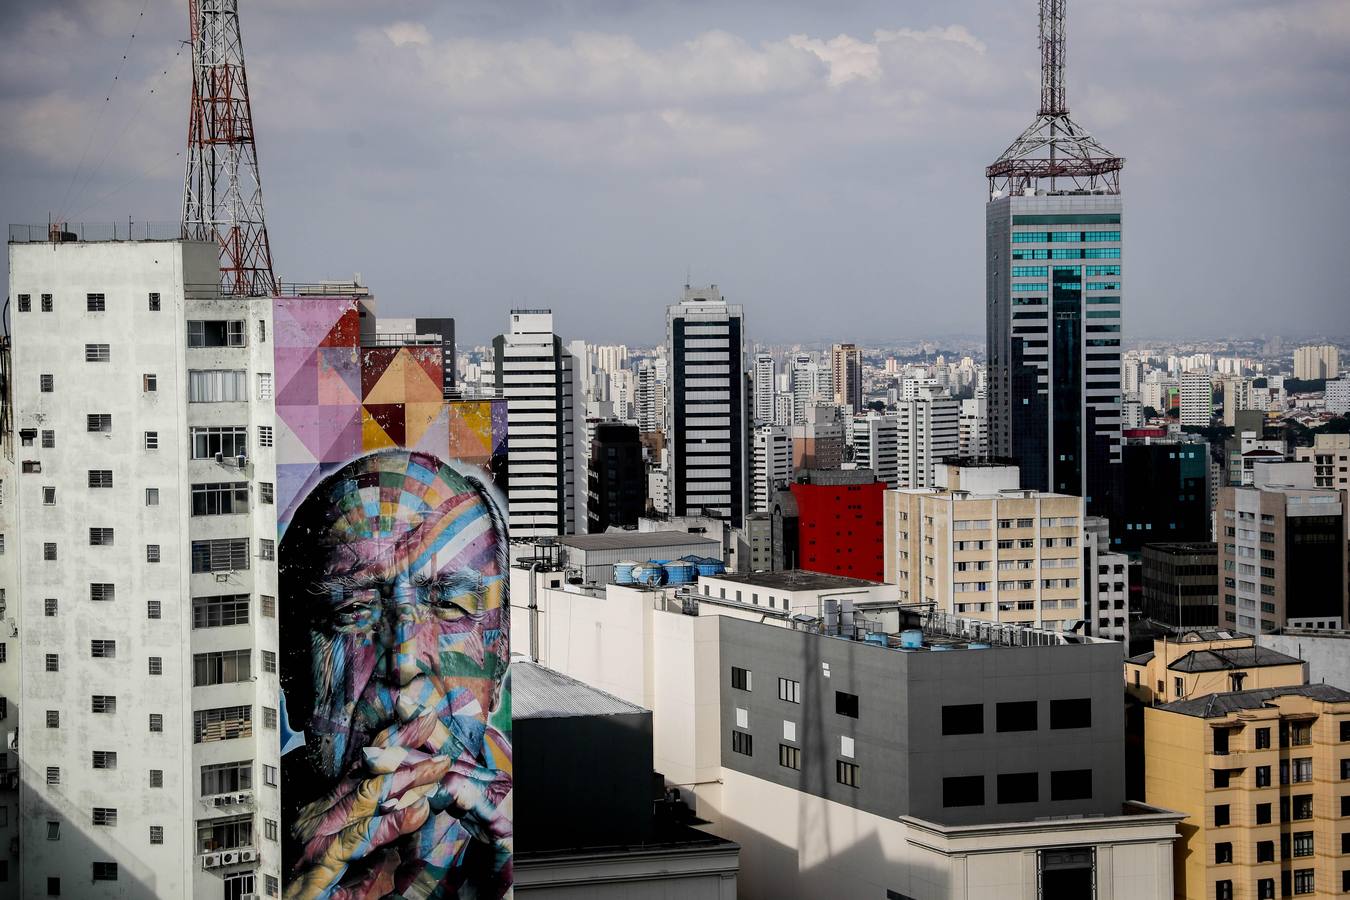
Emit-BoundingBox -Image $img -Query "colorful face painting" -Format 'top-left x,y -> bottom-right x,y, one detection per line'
278,449 -> 512,899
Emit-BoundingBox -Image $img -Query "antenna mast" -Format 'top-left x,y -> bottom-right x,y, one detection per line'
182,0 -> 277,296
986,0 -> 1122,198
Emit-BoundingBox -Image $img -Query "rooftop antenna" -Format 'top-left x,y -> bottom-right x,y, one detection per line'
182,0 -> 277,296
985,0 -> 1122,198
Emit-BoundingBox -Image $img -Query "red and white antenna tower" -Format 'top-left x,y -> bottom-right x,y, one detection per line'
986,0 -> 1123,198
182,0 -> 277,296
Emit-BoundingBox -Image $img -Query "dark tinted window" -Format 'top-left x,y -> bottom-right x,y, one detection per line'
1050,698 -> 1092,729
836,691 -> 859,719
1050,769 -> 1093,801
942,703 -> 983,735
996,701 -> 1038,732
997,772 -> 1038,804
942,775 -> 984,807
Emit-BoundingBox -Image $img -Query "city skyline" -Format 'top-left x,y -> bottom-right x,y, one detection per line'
2,0 -> 1348,344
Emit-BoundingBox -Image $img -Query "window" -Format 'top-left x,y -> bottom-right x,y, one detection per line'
143,373 -> 157,392
258,319 -> 267,343
943,775 -> 983,807
92,862 -> 117,882
45,653 -> 59,672
263,764 -> 278,786
91,639 -> 116,659
148,292 -> 161,311
1292,831 -> 1313,857
1291,722 -> 1312,746
200,760 -> 252,795
196,814 -> 253,853
84,343 -> 110,362
779,744 -> 801,770
146,544 -> 161,563
43,542 -> 57,560
146,487 -> 159,506
193,594 -> 250,628
147,600 -> 161,619
89,527 -> 114,546
191,482 -> 249,515
258,373 -> 273,400
1293,757 -> 1312,783
942,703 -> 983,735
731,666 -> 751,691
258,425 -> 274,447
997,772 -> 1038,804
91,695 -> 116,714
1342,759 -> 1350,780
16,294 -> 29,312
834,690 -> 859,718
191,538 -> 249,573
47,877 -> 59,896
1050,698 -> 1092,729
1256,765 -> 1271,787
190,425 -> 247,459
1215,842 -> 1232,864
47,766 -> 60,785
1293,869 -> 1314,894
43,486 -> 56,505
777,676 -> 801,703
40,293 -> 52,311
86,293 -> 106,312
46,710 -> 59,728
194,706 -> 252,743
1257,840 -> 1275,862
996,701 -> 1038,732
1256,802 -> 1271,824
149,713 -> 163,733
88,469 -> 113,488
835,760 -> 860,788
1215,881 -> 1232,900
1342,721 -> 1350,742
193,649 -> 252,686
1214,804 -> 1230,827
39,374 -> 53,392
144,431 -> 159,450
1255,727 -> 1270,749
263,706 -> 277,729
1293,794 -> 1313,820
92,808 -> 117,826
261,594 -> 276,617
150,825 -> 164,844
1051,769 -> 1093,801
187,320 -> 246,348
259,538 -> 275,560
92,750 -> 117,769
260,481 -> 274,504
47,821 -> 60,840
188,369 -> 247,402
262,650 -> 277,673
1214,769 -> 1231,788
90,583 -> 114,601
265,818 -> 279,841
731,730 -> 753,756
41,429 -> 54,448
148,656 -> 163,675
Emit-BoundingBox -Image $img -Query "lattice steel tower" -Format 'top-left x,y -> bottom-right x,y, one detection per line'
986,0 -> 1123,196
182,0 -> 277,296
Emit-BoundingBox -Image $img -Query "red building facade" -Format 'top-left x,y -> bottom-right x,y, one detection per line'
789,471 -> 886,582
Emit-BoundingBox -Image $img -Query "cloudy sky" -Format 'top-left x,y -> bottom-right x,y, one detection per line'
2,0 -> 1348,345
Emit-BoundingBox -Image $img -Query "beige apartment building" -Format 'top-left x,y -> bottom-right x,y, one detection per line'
884,461 -> 1084,629
1294,433 -> 1350,493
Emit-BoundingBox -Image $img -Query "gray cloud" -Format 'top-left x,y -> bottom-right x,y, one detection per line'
2,0 -> 1348,345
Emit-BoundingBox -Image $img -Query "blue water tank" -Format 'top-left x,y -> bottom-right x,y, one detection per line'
632,562 -> 668,587
664,561 -> 696,586
930,644 -> 952,651
613,560 -> 640,585
695,557 -> 726,577
900,629 -> 924,649
864,632 -> 887,647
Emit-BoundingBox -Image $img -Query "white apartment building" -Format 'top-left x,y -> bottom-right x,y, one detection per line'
493,309 -> 582,538
1293,344 -> 1340,381
636,358 -> 666,432
666,285 -> 748,527
750,426 -> 792,513
8,237 -> 282,898
851,414 -> 899,489
1327,378 -> 1350,416
1178,371 -> 1213,426
0,452 -> 18,893
752,353 -> 775,424
896,386 -> 959,488
790,354 -> 830,426
958,396 -> 988,458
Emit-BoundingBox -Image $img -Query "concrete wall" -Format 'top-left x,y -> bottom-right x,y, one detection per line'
1257,632 -> 1350,690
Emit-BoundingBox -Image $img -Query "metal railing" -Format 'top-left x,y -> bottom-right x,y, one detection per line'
9,222 -> 186,243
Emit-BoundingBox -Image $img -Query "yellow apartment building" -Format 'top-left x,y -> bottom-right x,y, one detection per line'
1145,684 -> 1350,899
1126,632 -> 1308,706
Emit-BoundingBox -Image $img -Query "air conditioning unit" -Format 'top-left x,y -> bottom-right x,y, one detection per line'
241,895 -> 261,900
201,853 -> 222,869
236,454 -> 247,468
220,850 -> 240,866
236,792 -> 252,804
215,451 -> 224,463
213,796 -> 230,806
239,848 -> 258,863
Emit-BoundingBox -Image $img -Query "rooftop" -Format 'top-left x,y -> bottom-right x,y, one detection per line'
704,569 -> 880,592
512,658 -> 647,720
1159,683 -> 1350,718
937,456 -> 1019,468
556,531 -> 721,553
1169,645 -> 1304,674
1141,542 -> 1217,556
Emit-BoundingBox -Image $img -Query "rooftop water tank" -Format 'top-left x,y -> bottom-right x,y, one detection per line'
900,629 -> 924,650
695,557 -> 725,577
967,642 -> 990,650
664,561 -> 696,586
613,561 -> 640,585
632,562 -> 668,587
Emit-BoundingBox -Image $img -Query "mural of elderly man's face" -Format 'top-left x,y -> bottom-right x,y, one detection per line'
279,450 -> 511,899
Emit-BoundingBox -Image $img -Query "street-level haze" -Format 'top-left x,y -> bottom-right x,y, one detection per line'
2,0 -> 1348,343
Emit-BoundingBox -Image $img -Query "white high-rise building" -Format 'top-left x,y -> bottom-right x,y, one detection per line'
494,310 -> 582,537
958,396 -> 989,458
1327,378 -> 1350,416
636,358 -> 666,433
594,343 -> 629,379
896,387 -> 960,488
1179,371 -> 1213,426
1293,344 -> 1340,381
666,285 -> 748,526
851,414 -> 900,488
753,353 -> 776,424
7,237 -> 282,898
750,426 -> 793,512
790,354 -> 819,425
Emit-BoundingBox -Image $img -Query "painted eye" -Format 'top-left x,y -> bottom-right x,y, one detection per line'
426,588 -> 475,619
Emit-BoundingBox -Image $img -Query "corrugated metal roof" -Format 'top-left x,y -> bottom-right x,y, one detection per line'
512,658 -> 648,719
1159,683 -> 1350,718
556,531 -> 721,552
